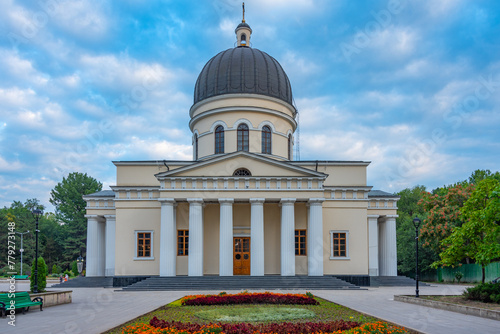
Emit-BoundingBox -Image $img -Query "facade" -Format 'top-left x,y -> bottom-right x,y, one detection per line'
84,19 -> 399,279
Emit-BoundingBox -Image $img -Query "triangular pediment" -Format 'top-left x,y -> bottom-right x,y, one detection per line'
155,152 -> 326,179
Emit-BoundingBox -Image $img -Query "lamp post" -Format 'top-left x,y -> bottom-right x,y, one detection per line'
413,216 -> 422,298
15,231 -> 30,276
32,209 -> 43,293
77,256 -> 84,276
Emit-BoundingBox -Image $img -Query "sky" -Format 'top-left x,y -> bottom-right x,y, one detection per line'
1,0 -> 499,212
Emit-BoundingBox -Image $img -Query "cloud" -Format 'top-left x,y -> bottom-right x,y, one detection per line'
0,156 -> 25,172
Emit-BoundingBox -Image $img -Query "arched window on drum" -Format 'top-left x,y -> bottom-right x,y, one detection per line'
261,126 -> 271,154
237,124 -> 249,152
215,126 -> 224,154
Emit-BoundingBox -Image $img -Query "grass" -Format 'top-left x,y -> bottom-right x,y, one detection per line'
104,296 -> 379,334
195,306 -> 315,322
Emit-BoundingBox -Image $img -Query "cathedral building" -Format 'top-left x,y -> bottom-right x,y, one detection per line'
84,18 -> 399,281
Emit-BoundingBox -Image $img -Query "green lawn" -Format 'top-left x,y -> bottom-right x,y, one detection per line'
105,296 -> 379,334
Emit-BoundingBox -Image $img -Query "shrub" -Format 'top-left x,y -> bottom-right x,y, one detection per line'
30,257 -> 47,292
454,271 -> 463,283
52,264 -> 62,274
181,292 -> 319,306
463,282 -> 500,304
71,261 -> 79,276
149,317 -> 360,334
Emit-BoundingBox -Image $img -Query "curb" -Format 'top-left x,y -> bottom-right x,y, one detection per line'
394,295 -> 500,321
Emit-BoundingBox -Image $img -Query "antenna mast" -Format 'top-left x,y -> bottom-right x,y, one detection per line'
296,110 -> 300,160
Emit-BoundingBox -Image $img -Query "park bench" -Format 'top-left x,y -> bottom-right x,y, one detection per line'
0,292 -> 43,317
11,275 -> 29,280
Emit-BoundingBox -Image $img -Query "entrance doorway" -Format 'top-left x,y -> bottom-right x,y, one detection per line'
233,237 -> 250,275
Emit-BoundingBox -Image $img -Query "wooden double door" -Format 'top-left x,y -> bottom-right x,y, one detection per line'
233,237 -> 250,275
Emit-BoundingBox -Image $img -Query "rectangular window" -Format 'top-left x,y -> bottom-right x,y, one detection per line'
135,231 -> 154,260
295,229 -> 306,255
178,230 -> 189,256
330,231 -> 349,259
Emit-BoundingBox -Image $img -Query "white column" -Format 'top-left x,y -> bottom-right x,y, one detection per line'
385,215 -> 398,276
368,215 -> 379,276
250,198 -> 265,276
85,215 -> 99,277
378,215 -> 398,276
104,215 -> 116,277
188,198 -> 204,276
159,198 -> 176,276
219,198 -> 234,276
280,198 -> 296,276
97,220 -> 106,276
307,198 -> 324,276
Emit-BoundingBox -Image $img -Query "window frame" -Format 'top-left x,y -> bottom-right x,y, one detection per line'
215,125 -> 225,154
295,229 -> 307,256
134,230 -> 154,260
237,124 -> 249,151
330,230 -> 349,260
177,229 -> 189,256
261,125 -> 272,154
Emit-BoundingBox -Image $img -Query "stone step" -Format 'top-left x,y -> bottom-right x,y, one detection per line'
51,276 -> 113,288
121,276 -> 360,291
370,276 -> 430,287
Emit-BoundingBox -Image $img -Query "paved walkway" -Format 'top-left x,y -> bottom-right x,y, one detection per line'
0,282 -> 498,334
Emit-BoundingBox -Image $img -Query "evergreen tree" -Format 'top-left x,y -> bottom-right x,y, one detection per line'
396,186 -> 438,277
50,172 -> 102,266
30,257 -> 47,292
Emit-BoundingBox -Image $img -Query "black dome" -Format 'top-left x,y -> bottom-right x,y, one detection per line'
194,47 -> 293,106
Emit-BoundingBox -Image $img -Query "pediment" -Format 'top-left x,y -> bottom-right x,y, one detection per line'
155,152 -> 326,179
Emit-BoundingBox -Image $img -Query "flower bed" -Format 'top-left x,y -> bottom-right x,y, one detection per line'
114,292 -> 410,334
122,321 -> 408,334
181,292 -> 319,306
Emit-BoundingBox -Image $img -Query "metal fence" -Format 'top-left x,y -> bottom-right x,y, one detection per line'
419,262 -> 500,283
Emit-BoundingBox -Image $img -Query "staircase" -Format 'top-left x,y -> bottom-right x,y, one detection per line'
51,276 -> 113,288
370,276 -> 430,287
121,276 -> 361,291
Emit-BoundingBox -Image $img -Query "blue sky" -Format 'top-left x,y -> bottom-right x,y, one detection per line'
1,0 -> 499,211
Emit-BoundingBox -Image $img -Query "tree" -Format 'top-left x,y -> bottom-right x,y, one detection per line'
396,186 -> 439,277
0,199 -> 53,271
418,183 -> 474,254
30,257 -> 47,292
433,179 -> 500,283
468,169 -> 500,185
50,172 -> 102,265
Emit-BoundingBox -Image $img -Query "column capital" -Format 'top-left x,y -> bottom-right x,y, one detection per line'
307,198 -> 325,206
85,214 -> 99,219
385,215 -> 399,219
218,198 -> 234,204
280,198 -> 296,205
104,215 -> 116,221
187,198 -> 204,204
250,198 -> 265,204
158,198 -> 176,205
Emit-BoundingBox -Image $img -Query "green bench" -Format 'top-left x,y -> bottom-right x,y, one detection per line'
0,292 -> 43,317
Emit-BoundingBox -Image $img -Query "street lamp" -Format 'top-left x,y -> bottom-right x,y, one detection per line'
15,231 -> 30,276
32,209 -> 43,293
413,216 -> 422,298
77,256 -> 84,276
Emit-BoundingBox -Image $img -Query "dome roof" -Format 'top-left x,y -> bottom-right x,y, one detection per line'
193,47 -> 293,106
